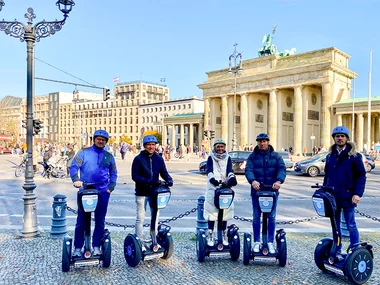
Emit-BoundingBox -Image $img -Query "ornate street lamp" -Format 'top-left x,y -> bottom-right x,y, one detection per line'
228,43 -> 243,151
0,1 -> 75,238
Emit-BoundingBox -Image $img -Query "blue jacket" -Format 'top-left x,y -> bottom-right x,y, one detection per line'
70,145 -> 118,192
245,145 -> 286,196
323,142 -> 366,208
132,150 -> 172,196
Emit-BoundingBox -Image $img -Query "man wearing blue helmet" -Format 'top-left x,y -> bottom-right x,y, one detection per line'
70,129 -> 118,257
323,126 -> 366,255
131,135 -> 173,250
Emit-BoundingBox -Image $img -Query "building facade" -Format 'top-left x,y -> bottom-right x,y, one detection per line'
198,47 -> 379,154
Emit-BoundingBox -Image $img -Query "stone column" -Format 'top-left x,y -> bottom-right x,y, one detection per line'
337,114 -> 342,126
189,123 -> 194,150
171,125 -> 176,149
221,96 -> 229,147
371,116 -> 375,149
180,124 -> 185,146
268,89 -> 278,150
357,113 -> 364,151
321,82 -> 332,148
376,115 -> 380,143
293,86 -> 303,156
197,124 -> 203,149
240,93 -> 248,148
204,98 -> 210,133
162,125 -> 167,145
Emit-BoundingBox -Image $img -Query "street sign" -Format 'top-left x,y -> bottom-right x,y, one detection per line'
310,135 -> 315,140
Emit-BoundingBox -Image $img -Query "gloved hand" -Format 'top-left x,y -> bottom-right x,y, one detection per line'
148,178 -> 158,187
166,179 -> 173,187
227,177 -> 237,187
209,178 -> 220,187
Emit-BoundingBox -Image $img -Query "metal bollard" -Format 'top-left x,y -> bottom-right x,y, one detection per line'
340,211 -> 349,238
196,195 -> 208,235
50,194 -> 68,239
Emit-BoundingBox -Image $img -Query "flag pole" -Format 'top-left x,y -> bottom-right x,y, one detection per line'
367,50 -> 372,152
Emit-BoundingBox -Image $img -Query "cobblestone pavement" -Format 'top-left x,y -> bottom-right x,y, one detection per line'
0,230 -> 379,285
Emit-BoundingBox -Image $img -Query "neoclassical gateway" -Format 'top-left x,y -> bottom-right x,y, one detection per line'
198,47 -> 380,156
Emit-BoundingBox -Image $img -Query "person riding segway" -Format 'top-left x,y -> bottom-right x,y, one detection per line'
243,133 -> 287,266
311,126 -> 374,284
196,138 -> 240,262
62,129 -> 117,271
124,135 -> 174,267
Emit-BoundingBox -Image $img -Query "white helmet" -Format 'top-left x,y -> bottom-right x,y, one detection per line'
213,138 -> 226,147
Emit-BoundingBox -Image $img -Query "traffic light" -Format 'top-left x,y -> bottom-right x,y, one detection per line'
22,119 -> 27,129
103,87 -> 110,101
33,119 -> 43,135
203,130 -> 208,138
209,130 -> 215,139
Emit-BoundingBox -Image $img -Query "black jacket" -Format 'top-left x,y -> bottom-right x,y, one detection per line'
131,150 -> 172,196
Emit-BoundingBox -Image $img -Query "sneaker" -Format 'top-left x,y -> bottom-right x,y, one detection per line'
268,242 -> 275,254
222,230 -> 229,246
72,248 -> 82,257
253,242 -> 261,253
92,247 -> 102,256
207,229 -> 214,247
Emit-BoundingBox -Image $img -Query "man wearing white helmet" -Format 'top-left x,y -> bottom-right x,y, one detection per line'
204,138 -> 237,247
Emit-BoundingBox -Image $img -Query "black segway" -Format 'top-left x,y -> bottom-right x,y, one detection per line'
124,181 -> 174,267
312,183 -> 374,285
196,181 -> 240,262
62,182 -> 112,272
243,184 -> 287,267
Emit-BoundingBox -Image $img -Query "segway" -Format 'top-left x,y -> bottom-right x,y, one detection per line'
62,182 -> 112,272
312,183 -> 374,285
196,181 -> 240,262
243,184 -> 287,267
124,181 -> 174,267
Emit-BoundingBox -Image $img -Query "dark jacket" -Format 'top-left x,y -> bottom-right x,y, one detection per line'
131,150 -> 172,196
245,145 -> 286,196
323,141 -> 366,208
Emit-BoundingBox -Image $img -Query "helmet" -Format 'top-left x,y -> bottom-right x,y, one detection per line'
143,135 -> 158,145
332,126 -> 349,138
256,133 -> 270,141
93,129 -> 109,142
213,138 -> 226,147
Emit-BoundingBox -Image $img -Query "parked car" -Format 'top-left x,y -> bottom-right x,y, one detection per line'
199,151 -> 251,174
294,151 -> 370,177
364,154 -> 375,172
278,151 -> 293,169
294,152 -> 328,177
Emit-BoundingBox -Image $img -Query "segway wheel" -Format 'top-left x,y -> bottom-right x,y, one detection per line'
344,247 -> 373,285
230,233 -> 240,261
124,234 -> 142,267
243,233 -> 252,266
102,235 -> 112,268
196,231 -> 206,262
314,238 -> 333,271
277,236 -> 287,267
161,234 -> 174,260
61,237 -> 72,272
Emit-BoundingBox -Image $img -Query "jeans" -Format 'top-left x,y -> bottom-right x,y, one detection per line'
335,207 -> 359,250
135,196 -> 159,240
251,194 -> 278,243
74,191 -> 110,248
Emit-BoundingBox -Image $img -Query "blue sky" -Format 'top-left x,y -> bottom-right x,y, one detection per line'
0,0 -> 378,101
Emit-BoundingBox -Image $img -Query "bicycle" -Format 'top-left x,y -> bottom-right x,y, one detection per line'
15,155 -> 27,177
174,151 -> 184,159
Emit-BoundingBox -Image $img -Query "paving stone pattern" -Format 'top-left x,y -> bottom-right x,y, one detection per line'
0,231 -> 379,285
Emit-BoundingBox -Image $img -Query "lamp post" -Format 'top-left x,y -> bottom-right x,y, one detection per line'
0,0 -> 75,237
228,43 -> 243,151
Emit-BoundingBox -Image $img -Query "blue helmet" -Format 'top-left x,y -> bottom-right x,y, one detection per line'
332,126 -> 349,139
256,133 -> 270,141
93,129 -> 109,142
143,135 -> 158,145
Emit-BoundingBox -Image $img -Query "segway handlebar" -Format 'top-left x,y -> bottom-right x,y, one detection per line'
74,181 -> 105,189
311,183 -> 334,193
